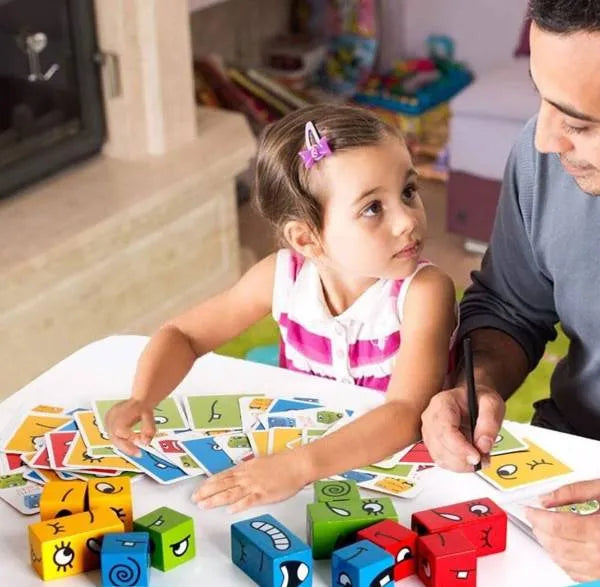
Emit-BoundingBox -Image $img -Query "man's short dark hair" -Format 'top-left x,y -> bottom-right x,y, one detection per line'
529,0 -> 600,33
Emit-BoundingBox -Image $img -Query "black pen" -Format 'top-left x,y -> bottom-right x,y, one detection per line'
463,337 -> 481,472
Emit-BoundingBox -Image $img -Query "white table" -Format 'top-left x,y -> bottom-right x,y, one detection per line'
1,335 -> 595,586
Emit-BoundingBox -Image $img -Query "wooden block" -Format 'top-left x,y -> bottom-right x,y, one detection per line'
357,519 -> 418,581
331,539 -> 394,586
231,513 -> 312,587
417,529 -> 477,587
28,508 -> 124,580
133,506 -> 195,572
411,497 -> 507,556
88,477 -> 133,531
39,480 -> 87,521
307,497 -> 398,559
101,531 -> 150,587
314,479 -> 361,503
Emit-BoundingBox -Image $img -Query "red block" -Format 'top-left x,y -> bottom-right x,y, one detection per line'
357,519 -> 417,581
417,529 -> 477,587
411,497 -> 507,556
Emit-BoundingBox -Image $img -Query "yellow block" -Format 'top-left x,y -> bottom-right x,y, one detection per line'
29,508 -> 124,580
40,481 -> 87,521
87,477 -> 133,531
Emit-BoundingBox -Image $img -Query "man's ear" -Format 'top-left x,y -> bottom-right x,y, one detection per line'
282,219 -> 322,259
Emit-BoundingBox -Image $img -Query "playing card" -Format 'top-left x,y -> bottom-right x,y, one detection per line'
0,474 -> 42,514
396,441 -> 435,465
183,394 -> 253,432
490,426 -> 529,456
113,445 -> 190,484
92,397 -> 188,435
213,432 -> 253,463
179,436 -> 235,475
63,433 -> 140,472
478,439 -> 573,491
74,410 -> 112,449
268,427 -> 304,454
357,474 -> 422,499
2,413 -> 71,453
239,396 -> 274,432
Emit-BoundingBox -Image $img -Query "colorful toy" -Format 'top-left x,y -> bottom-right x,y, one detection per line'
0,472 -> 27,488
101,531 -> 150,587
40,480 -> 87,521
411,497 -> 507,557
314,479 -> 361,503
417,529 -> 477,587
331,539 -> 394,587
88,477 -> 133,531
28,508 -> 124,580
133,506 -> 195,572
231,513 -> 312,587
357,519 -> 418,581
307,496 -> 398,559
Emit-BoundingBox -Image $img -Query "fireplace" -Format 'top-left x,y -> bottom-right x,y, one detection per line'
0,0 -> 104,197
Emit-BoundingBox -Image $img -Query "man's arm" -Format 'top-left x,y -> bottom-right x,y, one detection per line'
422,118 -> 560,471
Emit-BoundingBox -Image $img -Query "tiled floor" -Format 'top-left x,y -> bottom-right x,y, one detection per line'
238,179 -> 483,290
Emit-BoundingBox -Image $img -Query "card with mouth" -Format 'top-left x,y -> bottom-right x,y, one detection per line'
113,445 -> 190,484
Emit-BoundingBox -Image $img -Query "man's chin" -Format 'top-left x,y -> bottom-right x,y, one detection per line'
574,175 -> 600,196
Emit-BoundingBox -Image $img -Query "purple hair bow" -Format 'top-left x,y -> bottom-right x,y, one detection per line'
298,121 -> 332,169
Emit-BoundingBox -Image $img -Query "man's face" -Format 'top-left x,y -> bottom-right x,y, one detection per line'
530,22 -> 600,194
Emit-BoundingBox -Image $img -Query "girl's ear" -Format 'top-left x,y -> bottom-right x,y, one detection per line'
282,220 -> 322,259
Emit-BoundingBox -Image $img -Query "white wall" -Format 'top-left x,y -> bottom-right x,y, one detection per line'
379,0 -> 529,75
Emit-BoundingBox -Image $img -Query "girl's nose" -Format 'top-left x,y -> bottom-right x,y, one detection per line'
390,207 -> 418,236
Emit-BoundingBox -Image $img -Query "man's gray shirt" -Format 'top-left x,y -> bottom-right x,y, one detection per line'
459,115 -> 600,440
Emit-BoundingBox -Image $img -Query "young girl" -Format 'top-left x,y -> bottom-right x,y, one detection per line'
106,104 -> 457,513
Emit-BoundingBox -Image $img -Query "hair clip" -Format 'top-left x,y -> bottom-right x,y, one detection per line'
298,121 -> 332,169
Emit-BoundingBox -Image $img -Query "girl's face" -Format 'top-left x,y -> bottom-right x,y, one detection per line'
313,135 -> 426,281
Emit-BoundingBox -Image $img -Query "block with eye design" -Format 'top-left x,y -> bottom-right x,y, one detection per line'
314,479 -> 361,503
133,506 -> 195,571
307,497 -> 398,559
411,497 -> 507,556
101,532 -> 150,587
40,480 -> 87,521
357,519 -> 417,581
416,529 -> 477,587
331,539 -> 394,587
87,477 -> 133,531
231,514 -> 312,587
28,508 -> 124,580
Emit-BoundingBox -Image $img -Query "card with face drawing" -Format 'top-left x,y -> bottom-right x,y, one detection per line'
113,445 -> 191,484
1,413 -> 72,454
0,474 -> 42,514
63,433 -> 141,472
178,436 -> 235,475
182,394 -> 254,432
73,410 -> 112,449
92,397 -> 188,436
490,425 -> 529,456
478,439 -> 573,491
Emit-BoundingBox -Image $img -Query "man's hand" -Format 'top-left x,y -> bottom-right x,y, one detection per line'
105,398 -> 156,457
526,479 -> 600,582
191,451 -> 312,513
421,384 -> 505,471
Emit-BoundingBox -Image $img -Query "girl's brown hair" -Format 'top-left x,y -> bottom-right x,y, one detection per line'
253,103 -> 403,244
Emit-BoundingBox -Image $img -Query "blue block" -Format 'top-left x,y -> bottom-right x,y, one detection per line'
332,539 -> 394,587
101,532 -> 150,587
231,514 -> 312,587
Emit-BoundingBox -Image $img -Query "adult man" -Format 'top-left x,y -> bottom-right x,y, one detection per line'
421,0 -> 600,581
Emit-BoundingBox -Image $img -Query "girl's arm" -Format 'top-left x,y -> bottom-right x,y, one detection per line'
192,265 -> 457,511
106,253 -> 276,453
295,265 -> 457,478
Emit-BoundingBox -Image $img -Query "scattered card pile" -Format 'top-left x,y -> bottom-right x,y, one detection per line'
0,398 -> 574,517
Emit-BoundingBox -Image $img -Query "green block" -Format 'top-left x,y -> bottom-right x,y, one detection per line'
134,506 -> 195,571
307,497 -> 398,559
314,479 -> 361,503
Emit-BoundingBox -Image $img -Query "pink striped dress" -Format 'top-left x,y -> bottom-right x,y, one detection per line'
272,249 -> 456,392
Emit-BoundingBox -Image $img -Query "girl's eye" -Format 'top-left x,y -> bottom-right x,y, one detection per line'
362,200 -> 382,217
402,183 -> 419,201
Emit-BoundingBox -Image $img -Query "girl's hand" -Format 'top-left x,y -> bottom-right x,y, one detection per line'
191,451 -> 312,513
105,398 -> 157,457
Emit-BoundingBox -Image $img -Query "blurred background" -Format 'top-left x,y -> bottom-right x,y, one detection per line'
1,0 -> 557,420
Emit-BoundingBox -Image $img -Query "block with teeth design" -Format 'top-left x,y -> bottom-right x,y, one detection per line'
40,480 -> 87,521
87,477 -> 133,531
331,539 -> 394,587
307,497 -> 398,559
133,506 -> 195,571
231,514 -> 312,586
28,508 -> 124,580
101,532 -> 150,587
357,519 -> 418,581
417,529 -> 477,587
